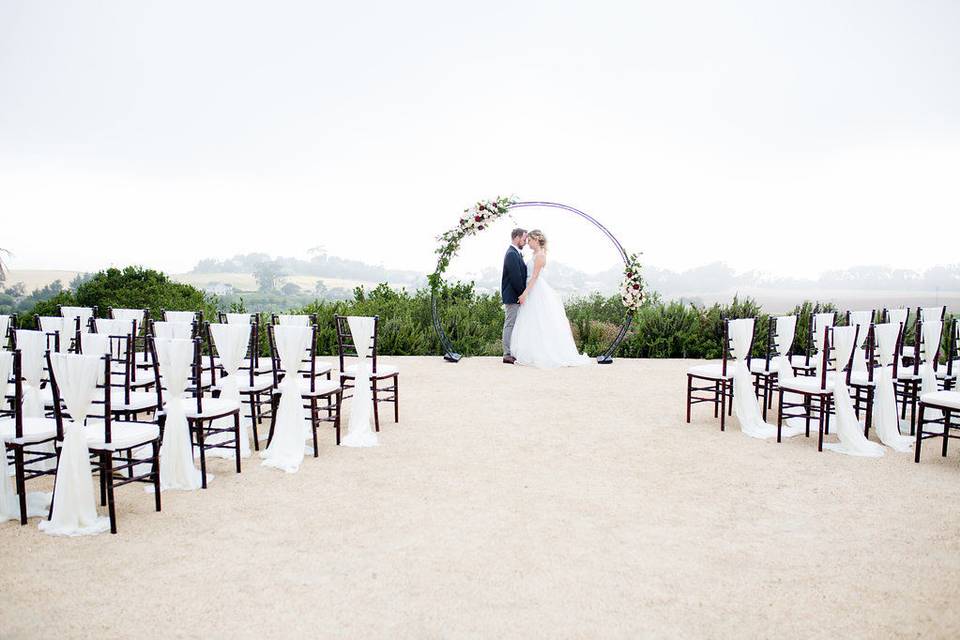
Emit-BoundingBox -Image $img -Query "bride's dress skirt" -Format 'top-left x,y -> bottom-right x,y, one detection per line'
510,276 -> 592,369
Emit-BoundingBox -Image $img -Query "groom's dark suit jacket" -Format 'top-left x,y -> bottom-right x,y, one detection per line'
501,245 -> 527,304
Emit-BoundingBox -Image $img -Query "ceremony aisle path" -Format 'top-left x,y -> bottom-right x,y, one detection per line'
1,357 -> 958,638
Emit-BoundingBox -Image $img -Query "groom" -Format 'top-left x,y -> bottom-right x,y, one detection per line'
501,228 -> 528,364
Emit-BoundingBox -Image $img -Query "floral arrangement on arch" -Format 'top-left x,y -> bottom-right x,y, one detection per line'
620,253 -> 645,312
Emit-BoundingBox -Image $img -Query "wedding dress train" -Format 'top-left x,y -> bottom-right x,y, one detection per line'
510,253 -> 592,369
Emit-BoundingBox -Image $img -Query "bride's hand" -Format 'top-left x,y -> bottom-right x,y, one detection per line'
518,292 -> 527,305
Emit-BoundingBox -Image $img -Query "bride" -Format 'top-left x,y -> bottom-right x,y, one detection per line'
510,229 -> 593,368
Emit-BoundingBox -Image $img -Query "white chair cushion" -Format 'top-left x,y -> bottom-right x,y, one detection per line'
789,355 -> 816,368
296,378 -> 340,397
84,420 -> 159,450
848,371 -> 876,386
183,397 -> 240,419
749,359 -> 776,374
229,374 -> 274,393
779,376 -> 835,394
343,363 -> 399,378
298,358 -> 333,376
686,362 -> 732,380
920,390 -> 960,411
99,390 -> 160,412
0,416 -> 58,444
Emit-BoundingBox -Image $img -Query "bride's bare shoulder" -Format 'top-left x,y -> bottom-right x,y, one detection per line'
535,251 -> 547,265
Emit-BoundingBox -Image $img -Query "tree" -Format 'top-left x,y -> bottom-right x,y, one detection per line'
253,262 -> 282,292
281,282 -> 302,296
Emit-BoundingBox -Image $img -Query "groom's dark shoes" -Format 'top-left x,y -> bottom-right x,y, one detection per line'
503,355 -> 516,364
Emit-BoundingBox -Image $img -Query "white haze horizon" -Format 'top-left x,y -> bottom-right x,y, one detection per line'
2,1 -> 958,280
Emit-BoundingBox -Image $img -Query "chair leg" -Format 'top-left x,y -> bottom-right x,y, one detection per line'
103,452 -> 117,534
152,440 -> 161,511
234,412 -> 242,473
685,375 -> 692,423
372,379 -> 380,432
335,390 -> 342,446
943,409 -> 951,458
248,395 -> 260,451
817,402 -> 825,452
776,389 -> 783,443
196,421 -> 208,489
310,398 -> 319,458
99,453 -> 107,506
14,447 -> 27,526
266,394 -> 279,447
719,380 -> 726,431
714,381 -> 720,418
915,404 -> 925,463
393,374 -> 399,422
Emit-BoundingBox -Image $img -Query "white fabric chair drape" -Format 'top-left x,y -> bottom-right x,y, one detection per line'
153,321 -> 193,340
823,326 -> 885,458
729,319 -> 779,439
39,354 -> 111,536
918,320 -> 944,429
811,313 -> 835,376
225,313 -> 252,324
871,322 -> 914,451
277,315 -> 310,326
207,323 -> 252,459
0,315 -> 10,349
770,315 -> 807,434
60,307 -> 94,333
154,338 -> 203,490
95,318 -> 133,337
38,316 -> 73,353
920,306 -> 944,322
111,309 -> 144,329
260,325 -> 312,473
342,316 -> 378,447
886,309 -> 908,328
14,330 -> 46,418
164,311 -> 196,324
0,351 -> 52,523
848,311 -> 872,372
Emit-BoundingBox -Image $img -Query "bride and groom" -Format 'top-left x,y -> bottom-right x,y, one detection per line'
501,228 -> 592,368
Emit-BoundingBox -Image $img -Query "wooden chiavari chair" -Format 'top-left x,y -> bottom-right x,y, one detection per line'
335,315 -> 398,433
685,320 -> 742,431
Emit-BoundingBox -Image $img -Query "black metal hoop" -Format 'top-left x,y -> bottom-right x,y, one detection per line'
431,200 -> 633,364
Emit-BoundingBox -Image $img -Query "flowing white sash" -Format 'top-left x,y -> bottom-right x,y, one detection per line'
39,354 -> 111,536
919,320 -> 944,429
871,323 -> 913,451
823,327 -> 884,457
39,316 -> 73,353
153,321 -> 193,340
342,316 -> 378,448
164,311 -> 196,324
225,313 -> 252,325
260,326 -> 312,473
729,319 -> 777,439
155,338 -> 203,490
811,313 -> 835,377
111,308 -> 144,327
0,351 -> 52,523
60,307 -> 94,334
277,314 -> 310,326
207,323 -> 252,459
14,330 -> 46,418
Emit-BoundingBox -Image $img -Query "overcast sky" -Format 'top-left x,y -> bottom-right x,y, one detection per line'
1,0 -> 958,279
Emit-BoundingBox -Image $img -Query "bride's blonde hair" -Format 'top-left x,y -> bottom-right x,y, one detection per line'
527,229 -> 547,250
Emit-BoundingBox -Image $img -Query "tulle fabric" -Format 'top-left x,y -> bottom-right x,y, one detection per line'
60,307 -> 94,334
111,308 -> 144,327
769,315 -> 806,436
0,315 -> 10,349
728,319 -> 783,439
164,311 -> 196,324
848,311 -> 873,372
810,313 -> 835,377
919,320 -> 944,430
341,316 -> 378,448
225,313 -> 252,325
510,255 -> 592,369
0,351 -> 52,523
40,354 -> 111,536
155,338 -> 203,491
95,318 -> 134,337
38,316 -> 73,353
153,321 -> 193,340
823,327 -> 885,457
277,315 -> 311,326
871,322 -> 914,451
207,323 -> 251,459
260,326 -> 312,473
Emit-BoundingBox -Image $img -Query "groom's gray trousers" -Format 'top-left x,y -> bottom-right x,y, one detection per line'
503,303 -> 520,356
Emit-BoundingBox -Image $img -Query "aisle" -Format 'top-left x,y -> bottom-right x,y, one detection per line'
1,357 -> 958,638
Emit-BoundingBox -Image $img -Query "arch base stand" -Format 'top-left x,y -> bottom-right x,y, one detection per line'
443,352 -> 462,363
596,355 -> 614,365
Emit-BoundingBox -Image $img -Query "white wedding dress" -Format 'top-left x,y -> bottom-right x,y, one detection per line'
510,252 -> 592,369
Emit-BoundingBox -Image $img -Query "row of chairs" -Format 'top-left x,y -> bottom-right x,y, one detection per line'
0,307 -> 401,533
685,306 -> 958,454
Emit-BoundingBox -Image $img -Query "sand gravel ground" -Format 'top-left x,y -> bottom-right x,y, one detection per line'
1,357 -> 958,639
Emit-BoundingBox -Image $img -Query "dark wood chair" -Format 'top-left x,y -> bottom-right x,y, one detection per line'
150,337 -> 241,489
896,313 -> 944,435
266,323 -> 343,450
936,318 -> 957,392
914,389 -> 959,463
335,315 -> 399,432
776,324 -> 860,451
749,315 -> 798,420
0,349 -> 60,525
47,351 -> 161,534
685,319 -> 741,430
790,312 -> 836,377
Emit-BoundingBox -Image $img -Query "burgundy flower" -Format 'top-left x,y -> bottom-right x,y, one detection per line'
474,215 -> 482,222
633,284 -> 640,290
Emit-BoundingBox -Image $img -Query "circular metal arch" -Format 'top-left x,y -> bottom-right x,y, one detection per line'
431,200 -> 633,364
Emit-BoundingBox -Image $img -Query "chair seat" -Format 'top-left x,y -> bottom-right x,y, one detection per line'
779,376 -> 835,394
298,358 -> 334,376
0,416 -> 58,444
789,355 -> 816,369
848,371 -> 876,387
686,362 -> 732,380
749,359 -> 777,374
183,398 -> 241,419
920,390 -> 960,411
99,390 -> 160,412
935,367 -> 958,380
227,373 -> 274,393
295,378 -> 340,397
343,363 -> 399,378
84,420 -> 160,451
240,358 -> 274,374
